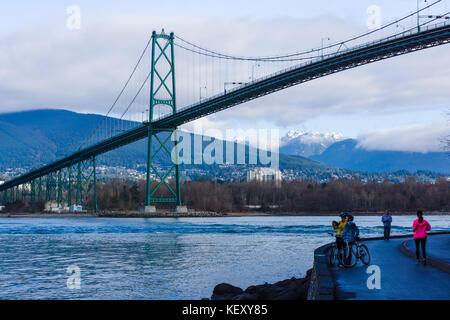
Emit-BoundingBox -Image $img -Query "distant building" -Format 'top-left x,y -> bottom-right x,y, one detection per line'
70,205 -> 83,213
45,201 -> 59,212
247,167 -> 282,187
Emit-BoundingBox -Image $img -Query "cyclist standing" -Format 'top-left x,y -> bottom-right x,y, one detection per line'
332,212 -> 348,251
341,214 -> 360,265
342,214 -> 360,243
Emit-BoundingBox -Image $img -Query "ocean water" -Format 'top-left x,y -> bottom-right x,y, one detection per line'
0,215 -> 448,299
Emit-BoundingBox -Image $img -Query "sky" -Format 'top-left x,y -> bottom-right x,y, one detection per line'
0,0 -> 449,153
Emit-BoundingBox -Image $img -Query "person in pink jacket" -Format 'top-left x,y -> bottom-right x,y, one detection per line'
413,210 -> 431,266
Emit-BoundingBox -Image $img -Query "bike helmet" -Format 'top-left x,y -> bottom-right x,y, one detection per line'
339,212 -> 348,218
347,214 -> 354,221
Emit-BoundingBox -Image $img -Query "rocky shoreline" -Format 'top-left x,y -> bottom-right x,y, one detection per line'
1,211 -> 448,218
0,211 -> 220,218
207,269 -> 312,300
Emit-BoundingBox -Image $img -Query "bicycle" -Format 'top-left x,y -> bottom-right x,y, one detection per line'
327,232 -> 343,268
341,237 -> 371,268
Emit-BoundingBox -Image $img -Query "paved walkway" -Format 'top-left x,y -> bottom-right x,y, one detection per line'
331,234 -> 450,300
404,234 -> 450,265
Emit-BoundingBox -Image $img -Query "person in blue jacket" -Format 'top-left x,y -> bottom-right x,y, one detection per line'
382,210 -> 392,240
342,214 -> 359,243
341,214 -> 360,265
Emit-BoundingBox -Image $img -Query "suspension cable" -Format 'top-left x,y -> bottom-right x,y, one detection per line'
79,37 -> 152,149
174,0 -> 442,62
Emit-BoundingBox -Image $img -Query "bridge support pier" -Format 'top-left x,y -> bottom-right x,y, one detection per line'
38,177 -> 42,203
1,191 -> 6,206
143,205 -> 156,213
57,170 -> 62,208
76,162 -> 82,206
30,180 -> 35,203
67,166 -> 72,207
71,158 -> 97,211
93,156 -> 97,212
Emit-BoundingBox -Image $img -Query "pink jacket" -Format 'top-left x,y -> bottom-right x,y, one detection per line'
413,219 -> 431,239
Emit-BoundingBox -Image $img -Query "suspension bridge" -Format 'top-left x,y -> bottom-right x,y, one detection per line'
1,3 -> 449,211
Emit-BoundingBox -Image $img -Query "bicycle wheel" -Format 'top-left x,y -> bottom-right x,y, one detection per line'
358,244 -> 371,265
337,248 -> 345,268
342,242 -> 357,268
328,245 -> 336,267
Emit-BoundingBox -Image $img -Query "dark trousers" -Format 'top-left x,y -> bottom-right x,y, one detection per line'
415,238 -> 427,260
344,241 -> 354,265
336,237 -> 344,250
384,226 -> 391,240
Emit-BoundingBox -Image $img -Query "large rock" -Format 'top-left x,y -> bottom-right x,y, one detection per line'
211,270 -> 311,300
211,283 -> 244,300
244,277 -> 309,300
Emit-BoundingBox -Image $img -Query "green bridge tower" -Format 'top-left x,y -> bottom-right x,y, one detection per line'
145,30 -> 184,212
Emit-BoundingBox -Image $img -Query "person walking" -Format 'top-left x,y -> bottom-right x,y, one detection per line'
382,210 -> 392,240
413,211 -> 431,266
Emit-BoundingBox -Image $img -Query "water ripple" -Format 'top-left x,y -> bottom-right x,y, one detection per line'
0,215 -> 448,299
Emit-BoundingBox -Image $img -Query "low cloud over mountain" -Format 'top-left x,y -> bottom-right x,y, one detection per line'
357,121 -> 449,153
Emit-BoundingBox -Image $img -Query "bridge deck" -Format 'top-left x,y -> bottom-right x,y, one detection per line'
1,22 -> 450,191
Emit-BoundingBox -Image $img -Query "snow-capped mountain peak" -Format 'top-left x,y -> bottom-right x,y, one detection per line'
285,130 -> 305,140
280,130 -> 346,157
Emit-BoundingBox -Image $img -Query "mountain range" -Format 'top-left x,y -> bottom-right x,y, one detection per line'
0,109 -> 339,180
280,130 -> 345,157
0,109 -> 448,178
311,139 -> 450,174
280,129 -> 448,174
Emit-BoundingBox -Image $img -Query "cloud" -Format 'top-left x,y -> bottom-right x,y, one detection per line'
181,117 -> 229,135
356,121 -> 450,153
0,10 -> 449,134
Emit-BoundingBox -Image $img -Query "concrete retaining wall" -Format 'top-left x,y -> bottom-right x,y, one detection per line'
307,243 -> 334,300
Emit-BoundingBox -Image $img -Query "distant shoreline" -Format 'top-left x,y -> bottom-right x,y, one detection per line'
1,211 -> 449,218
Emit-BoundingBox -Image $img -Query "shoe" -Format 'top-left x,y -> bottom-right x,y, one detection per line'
423,259 -> 427,266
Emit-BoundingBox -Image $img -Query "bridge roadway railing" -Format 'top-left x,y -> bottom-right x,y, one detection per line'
1,21 -> 449,192
164,20 -> 450,125
153,22 -> 450,127
0,123 -> 147,191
